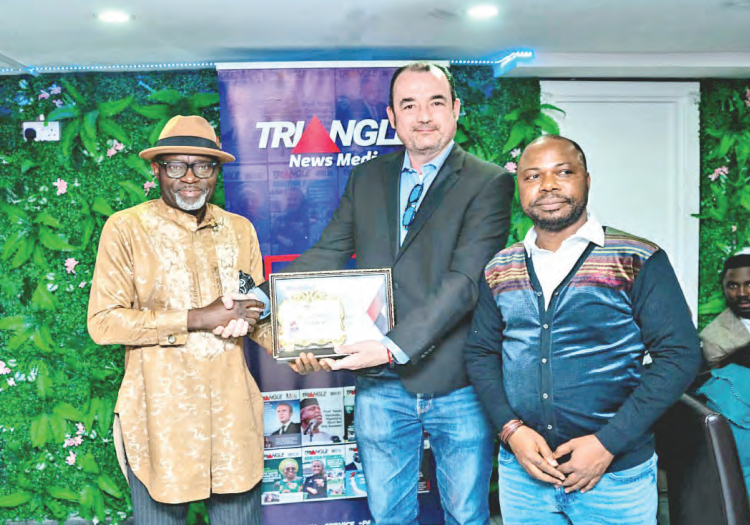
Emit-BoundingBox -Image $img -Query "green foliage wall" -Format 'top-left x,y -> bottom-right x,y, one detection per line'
0,65 -> 543,523
697,80 -> 750,330
0,70 -> 219,524
453,67 -> 561,245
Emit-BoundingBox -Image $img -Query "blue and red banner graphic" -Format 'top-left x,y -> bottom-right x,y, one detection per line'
218,66 -> 402,272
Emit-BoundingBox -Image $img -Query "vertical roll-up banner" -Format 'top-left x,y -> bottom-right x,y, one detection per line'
218,63 -> 445,525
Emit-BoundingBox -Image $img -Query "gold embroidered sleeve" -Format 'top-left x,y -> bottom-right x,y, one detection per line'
87,217 -> 189,347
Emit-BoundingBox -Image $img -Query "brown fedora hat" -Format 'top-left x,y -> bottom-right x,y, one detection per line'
139,115 -> 236,163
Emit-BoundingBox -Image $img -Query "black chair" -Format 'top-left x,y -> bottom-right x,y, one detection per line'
655,393 -> 750,525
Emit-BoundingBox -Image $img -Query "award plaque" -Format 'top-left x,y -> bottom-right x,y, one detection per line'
269,269 -> 395,361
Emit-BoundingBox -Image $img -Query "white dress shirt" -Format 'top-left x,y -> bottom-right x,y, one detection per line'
523,214 -> 605,310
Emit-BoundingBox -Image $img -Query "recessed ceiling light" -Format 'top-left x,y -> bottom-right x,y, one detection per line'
96,10 -> 132,23
468,5 -> 499,19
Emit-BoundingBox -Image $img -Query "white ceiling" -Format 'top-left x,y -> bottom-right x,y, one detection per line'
2,0 -> 750,77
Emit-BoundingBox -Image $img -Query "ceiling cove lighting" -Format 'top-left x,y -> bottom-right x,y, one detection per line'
0,62 -> 216,76
451,50 -> 535,77
96,10 -> 132,23
467,5 -> 499,19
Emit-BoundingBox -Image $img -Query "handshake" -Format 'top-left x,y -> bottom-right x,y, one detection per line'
187,291 -> 266,339
209,292 -> 266,339
188,271 -> 268,339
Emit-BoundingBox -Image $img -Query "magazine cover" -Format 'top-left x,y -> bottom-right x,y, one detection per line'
299,387 -> 344,445
343,386 -> 356,443
302,445 -> 346,501
263,390 -> 302,449
261,448 -> 305,505
419,434 -> 432,494
344,443 -> 367,499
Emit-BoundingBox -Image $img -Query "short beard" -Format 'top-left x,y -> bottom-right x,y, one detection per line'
175,192 -> 208,212
526,195 -> 587,233
728,302 -> 750,320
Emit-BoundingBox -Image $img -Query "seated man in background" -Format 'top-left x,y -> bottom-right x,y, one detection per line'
701,251 -> 750,369
695,251 -> 750,501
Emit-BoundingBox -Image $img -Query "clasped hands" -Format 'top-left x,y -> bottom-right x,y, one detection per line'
188,292 -> 264,339
213,294 -> 390,371
507,427 -> 614,494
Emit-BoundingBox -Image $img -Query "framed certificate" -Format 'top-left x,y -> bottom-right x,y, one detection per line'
269,269 -> 395,361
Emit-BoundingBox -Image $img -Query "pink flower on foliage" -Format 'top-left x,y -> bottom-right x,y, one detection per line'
0,361 -> 10,375
76,423 -> 85,435
709,166 -> 729,182
65,451 -> 76,465
144,180 -> 156,196
64,435 -> 83,447
78,281 -> 87,288
49,84 -> 62,95
52,100 -> 64,108
745,89 -> 750,108
511,148 -> 522,159
504,162 -> 518,174
106,140 -> 125,158
38,90 -> 50,100
53,178 -> 68,195
733,225 -> 738,233
65,258 -> 79,274
7,378 -> 16,387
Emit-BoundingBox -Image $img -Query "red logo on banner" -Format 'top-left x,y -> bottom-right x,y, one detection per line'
292,116 -> 340,154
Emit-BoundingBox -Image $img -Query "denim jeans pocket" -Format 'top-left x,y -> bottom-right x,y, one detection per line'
605,454 -> 657,484
497,445 -> 516,464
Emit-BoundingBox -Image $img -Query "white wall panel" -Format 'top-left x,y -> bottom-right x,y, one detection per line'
540,81 -> 700,319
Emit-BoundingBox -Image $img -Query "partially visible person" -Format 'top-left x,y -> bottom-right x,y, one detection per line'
88,115 -> 270,525
303,460 -> 328,500
299,397 -> 340,444
695,253 -> 750,500
701,251 -> 750,369
345,451 -> 362,471
465,135 -> 702,525
236,62 -> 514,525
273,185 -> 309,253
275,459 -> 303,494
270,402 -> 301,435
336,75 -> 389,125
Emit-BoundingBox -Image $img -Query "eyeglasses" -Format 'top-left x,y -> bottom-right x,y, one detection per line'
402,183 -> 424,229
156,161 -> 218,179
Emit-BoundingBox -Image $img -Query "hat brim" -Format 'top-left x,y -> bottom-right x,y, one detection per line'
139,145 -> 236,163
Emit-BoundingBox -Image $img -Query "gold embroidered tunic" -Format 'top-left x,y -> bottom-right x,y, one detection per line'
88,199 -> 270,504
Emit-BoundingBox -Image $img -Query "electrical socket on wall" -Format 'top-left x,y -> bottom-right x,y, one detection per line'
22,120 -> 60,142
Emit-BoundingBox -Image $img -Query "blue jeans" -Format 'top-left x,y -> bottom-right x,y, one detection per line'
497,446 -> 658,525
354,377 -> 494,525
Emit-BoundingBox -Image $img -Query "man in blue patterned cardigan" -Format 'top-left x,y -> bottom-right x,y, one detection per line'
465,135 -> 702,525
